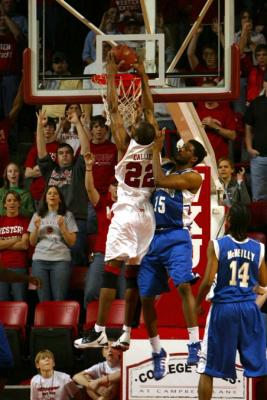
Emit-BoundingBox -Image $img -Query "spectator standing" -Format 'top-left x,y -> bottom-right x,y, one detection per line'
195,83 -> 237,161
187,25 -> 224,86
234,10 -> 266,114
244,71 -> 267,201
0,162 -> 34,218
36,111 -> 90,266
89,115 -> 117,194
28,186 -> 77,302
0,191 -> 29,300
24,117 -> 58,209
0,79 -> 23,180
0,0 -> 26,116
82,7 -> 119,65
73,341 -> 120,400
31,349 -> 82,400
247,44 -> 267,103
217,157 -> 251,206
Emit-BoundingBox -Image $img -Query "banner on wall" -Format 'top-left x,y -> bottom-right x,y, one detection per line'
122,340 -> 252,400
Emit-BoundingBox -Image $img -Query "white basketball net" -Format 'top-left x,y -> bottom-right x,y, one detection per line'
93,75 -> 142,128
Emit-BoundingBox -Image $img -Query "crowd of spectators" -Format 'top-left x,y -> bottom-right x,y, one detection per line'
0,0 -> 267,392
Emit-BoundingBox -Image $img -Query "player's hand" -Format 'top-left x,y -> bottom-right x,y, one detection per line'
253,285 -> 267,295
153,127 -> 165,152
84,152 -> 95,167
106,51 -> 120,75
133,56 -> 146,76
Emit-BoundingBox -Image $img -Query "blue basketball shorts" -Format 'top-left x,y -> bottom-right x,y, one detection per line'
138,228 -> 196,297
198,301 -> 267,379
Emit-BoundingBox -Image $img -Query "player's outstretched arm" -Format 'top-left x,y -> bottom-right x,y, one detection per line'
106,51 -> 128,154
152,132 -> 202,192
196,241 -> 218,308
134,58 -> 159,133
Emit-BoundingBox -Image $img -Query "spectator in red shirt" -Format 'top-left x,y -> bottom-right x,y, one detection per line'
24,117 -> 58,208
0,190 -> 29,300
83,152 -> 125,309
89,115 -> 117,194
195,82 -> 237,161
247,44 -> 267,104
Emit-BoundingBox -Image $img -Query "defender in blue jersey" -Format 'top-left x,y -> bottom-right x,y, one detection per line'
138,134 -> 207,380
196,204 -> 267,400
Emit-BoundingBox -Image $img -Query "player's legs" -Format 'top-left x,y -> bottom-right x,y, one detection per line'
177,283 -> 201,365
178,283 -> 198,327
111,264 -> 140,350
163,229 -> 200,364
138,241 -> 170,380
141,296 -> 157,338
74,259 -> 123,349
198,373 -> 213,400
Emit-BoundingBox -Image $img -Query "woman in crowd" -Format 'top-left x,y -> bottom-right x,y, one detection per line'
0,162 -> 35,218
28,186 -> 78,301
217,157 -> 251,206
0,191 -> 30,300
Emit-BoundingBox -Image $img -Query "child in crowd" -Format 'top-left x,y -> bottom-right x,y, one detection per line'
31,349 -> 82,400
73,341 -> 121,400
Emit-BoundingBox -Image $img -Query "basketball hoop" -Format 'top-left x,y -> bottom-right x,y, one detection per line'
92,73 -> 142,128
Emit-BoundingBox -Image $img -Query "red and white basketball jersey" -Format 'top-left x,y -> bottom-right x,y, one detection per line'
115,138 -> 154,206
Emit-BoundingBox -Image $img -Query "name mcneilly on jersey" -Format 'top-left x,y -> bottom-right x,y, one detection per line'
227,249 -> 255,261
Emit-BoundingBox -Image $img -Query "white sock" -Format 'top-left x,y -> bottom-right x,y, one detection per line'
149,335 -> 161,353
122,325 -> 131,334
188,326 -> 199,343
94,324 -> 105,333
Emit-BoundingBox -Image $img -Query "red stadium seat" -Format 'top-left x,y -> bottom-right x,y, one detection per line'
0,301 -> 28,338
0,301 -> 28,366
30,301 -> 80,370
84,299 -> 125,330
33,301 -> 80,337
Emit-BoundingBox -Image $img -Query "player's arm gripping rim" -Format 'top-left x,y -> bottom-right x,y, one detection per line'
106,51 -> 129,159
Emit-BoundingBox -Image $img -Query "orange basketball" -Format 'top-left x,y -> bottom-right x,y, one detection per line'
112,45 -> 137,71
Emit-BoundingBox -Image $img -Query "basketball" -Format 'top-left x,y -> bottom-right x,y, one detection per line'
112,45 -> 137,71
